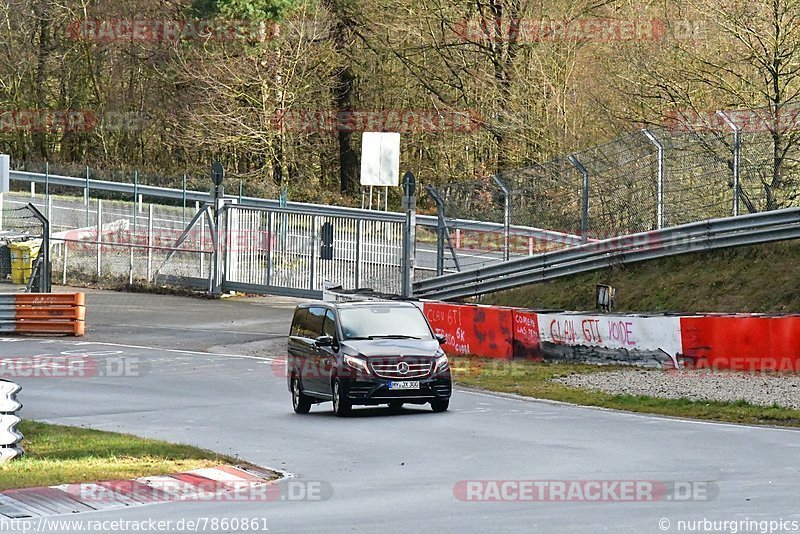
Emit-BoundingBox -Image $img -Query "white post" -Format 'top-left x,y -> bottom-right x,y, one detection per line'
62,242 -> 68,285
147,204 -> 153,282
96,199 -> 103,276
0,154 -> 5,231
195,207 -> 206,278
30,182 -> 35,198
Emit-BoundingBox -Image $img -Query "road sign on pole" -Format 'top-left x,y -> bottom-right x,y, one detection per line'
360,132 -> 400,187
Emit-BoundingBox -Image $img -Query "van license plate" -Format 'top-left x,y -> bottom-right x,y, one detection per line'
388,381 -> 419,390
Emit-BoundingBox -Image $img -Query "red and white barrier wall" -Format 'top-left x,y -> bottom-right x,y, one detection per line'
420,301 -> 800,371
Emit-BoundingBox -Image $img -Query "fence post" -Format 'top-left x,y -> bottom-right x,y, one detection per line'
568,154 -> 590,243
309,214 -> 318,291
266,211 -> 273,287
62,240 -> 68,285
355,219 -> 362,288
45,161 -> 49,206
642,129 -> 665,229
492,175 -> 511,261
200,205 -> 206,278
401,172 -> 417,297
182,174 -> 187,226
96,199 -> 103,276
130,172 -> 138,285
85,165 -> 90,227
147,204 -> 153,282
0,155 -> 7,232
716,110 -> 740,216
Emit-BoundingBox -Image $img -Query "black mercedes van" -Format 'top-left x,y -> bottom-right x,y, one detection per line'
286,301 -> 452,416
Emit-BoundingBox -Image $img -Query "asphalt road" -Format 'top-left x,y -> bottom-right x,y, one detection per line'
1,290 -> 798,533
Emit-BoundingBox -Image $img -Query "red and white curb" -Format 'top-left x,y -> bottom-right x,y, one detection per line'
0,465 -> 278,518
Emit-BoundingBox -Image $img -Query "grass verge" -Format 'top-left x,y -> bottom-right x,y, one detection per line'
0,421 -> 255,491
482,241 -> 800,313
453,357 -> 800,428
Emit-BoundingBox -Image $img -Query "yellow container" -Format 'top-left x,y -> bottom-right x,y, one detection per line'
9,241 -> 41,284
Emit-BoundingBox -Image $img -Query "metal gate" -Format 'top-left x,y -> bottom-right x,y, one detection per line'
221,204 -> 405,298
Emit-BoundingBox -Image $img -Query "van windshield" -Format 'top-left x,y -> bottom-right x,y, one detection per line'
339,306 -> 433,340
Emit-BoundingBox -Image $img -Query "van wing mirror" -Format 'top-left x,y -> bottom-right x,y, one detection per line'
435,333 -> 447,345
315,335 -> 334,347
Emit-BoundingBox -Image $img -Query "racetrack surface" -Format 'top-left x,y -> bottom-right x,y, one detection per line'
0,290 -> 797,533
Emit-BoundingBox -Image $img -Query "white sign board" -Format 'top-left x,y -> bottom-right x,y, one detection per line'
360,132 -> 400,186
0,155 -> 9,193
537,313 -> 682,357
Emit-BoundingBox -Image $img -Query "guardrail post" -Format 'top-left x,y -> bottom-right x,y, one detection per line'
568,155 -> 590,243
642,129 -> 665,229
716,111 -> 740,216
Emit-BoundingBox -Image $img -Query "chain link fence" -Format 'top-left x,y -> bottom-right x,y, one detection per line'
429,111 -> 799,266
1,190 -> 212,288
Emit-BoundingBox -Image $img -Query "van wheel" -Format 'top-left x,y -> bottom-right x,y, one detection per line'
291,376 -> 312,414
430,399 -> 449,412
332,379 -> 352,417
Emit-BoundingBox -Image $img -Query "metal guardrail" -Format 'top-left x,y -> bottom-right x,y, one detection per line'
414,208 -> 800,300
10,170 -> 582,243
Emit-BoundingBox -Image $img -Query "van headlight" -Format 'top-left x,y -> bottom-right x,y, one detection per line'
434,354 -> 449,374
344,355 -> 370,375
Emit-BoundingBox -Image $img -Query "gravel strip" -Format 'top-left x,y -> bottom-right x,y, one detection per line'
553,369 -> 800,410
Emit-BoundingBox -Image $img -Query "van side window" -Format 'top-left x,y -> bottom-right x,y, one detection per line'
322,309 -> 337,338
290,308 -> 308,337
305,307 -> 326,338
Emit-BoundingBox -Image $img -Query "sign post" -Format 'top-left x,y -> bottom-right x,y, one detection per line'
401,171 -> 416,298
210,161 -> 225,295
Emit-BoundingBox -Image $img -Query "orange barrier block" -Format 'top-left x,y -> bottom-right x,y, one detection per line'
15,293 -> 85,307
15,307 -> 86,321
9,293 -> 86,336
15,320 -> 85,336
